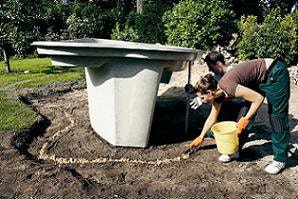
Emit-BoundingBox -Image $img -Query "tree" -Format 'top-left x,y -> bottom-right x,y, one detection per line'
43,1 -> 71,41
137,0 -> 143,14
231,0 -> 298,22
231,0 -> 263,21
0,1 -> 11,73
111,2 -> 170,44
163,0 -> 235,49
236,8 -> 297,64
0,0 -> 44,73
66,3 -> 105,39
259,0 -> 298,14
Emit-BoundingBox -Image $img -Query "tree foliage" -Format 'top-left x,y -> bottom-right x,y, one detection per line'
66,4 -> 104,39
43,2 -> 71,40
111,23 -> 140,42
111,2 -> 169,44
231,0 -> 298,22
0,0 -> 43,58
0,0 -> 297,64
237,8 -> 297,64
259,0 -> 298,15
163,0 -> 235,49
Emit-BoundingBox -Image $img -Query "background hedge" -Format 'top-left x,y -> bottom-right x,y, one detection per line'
1,0 -> 298,64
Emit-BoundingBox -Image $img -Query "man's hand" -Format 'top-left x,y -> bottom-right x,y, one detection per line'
190,136 -> 204,148
236,117 -> 250,136
190,97 -> 203,110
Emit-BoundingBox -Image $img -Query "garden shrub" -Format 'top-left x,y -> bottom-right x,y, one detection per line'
162,0 -> 235,49
128,3 -> 169,44
101,7 -> 126,39
291,10 -> 298,63
111,2 -> 169,44
236,8 -> 297,64
46,3 -> 125,40
43,2 -> 71,40
236,16 -> 259,60
111,23 -> 140,42
66,4 -> 104,39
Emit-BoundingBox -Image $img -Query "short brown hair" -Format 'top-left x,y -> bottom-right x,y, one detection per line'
204,51 -> 225,67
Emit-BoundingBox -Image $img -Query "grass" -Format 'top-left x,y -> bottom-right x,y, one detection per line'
0,57 -> 84,133
0,92 -> 39,133
0,58 -> 84,88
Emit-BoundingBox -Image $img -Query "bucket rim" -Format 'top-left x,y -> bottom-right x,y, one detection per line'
211,121 -> 237,134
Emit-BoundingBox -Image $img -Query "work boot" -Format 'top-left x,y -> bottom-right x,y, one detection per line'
218,152 -> 239,163
264,160 -> 285,174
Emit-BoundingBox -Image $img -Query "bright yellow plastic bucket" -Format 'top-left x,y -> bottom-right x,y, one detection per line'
211,121 -> 239,154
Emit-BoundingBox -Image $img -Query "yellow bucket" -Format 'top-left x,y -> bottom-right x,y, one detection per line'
211,121 -> 239,154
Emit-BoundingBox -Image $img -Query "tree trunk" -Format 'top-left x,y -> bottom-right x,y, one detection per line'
137,0 -> 143,14
2,48 -> 11,73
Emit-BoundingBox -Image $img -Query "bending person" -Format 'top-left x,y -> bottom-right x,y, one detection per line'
190,52 -> 290,175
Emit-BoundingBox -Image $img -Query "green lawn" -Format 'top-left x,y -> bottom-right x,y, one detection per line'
0,58 -> 84,88
0,57 -> 84,133
0,93 -> 39,133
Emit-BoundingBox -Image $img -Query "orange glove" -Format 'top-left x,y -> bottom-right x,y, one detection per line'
236,117 -> 250,136
190,136 -> 204,148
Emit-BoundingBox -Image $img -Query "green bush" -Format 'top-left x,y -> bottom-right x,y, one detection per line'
292,10 -> 298,25
163,0 -> 235,49
66,4 -> 104,39
128,3 -> 169,43
46,3 -> 125,40
43,2 -> 71,40
111,23 -> 140,42
236,16 -> 260,60
291,10 -> 298,63
111,2 -> 169,43
237,8 -> 297,64
101,7 -> 126,39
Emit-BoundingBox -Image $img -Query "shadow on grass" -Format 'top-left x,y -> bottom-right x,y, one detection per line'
41,66 -> 83,74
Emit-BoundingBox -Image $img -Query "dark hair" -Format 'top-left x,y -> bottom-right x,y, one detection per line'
195,74 -> 218,94
204,51 -> 225,66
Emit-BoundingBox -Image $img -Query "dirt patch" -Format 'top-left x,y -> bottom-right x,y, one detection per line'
1,67 -> 298,198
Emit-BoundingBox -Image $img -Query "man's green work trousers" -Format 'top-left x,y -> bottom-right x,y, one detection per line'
259,60 -> 290,163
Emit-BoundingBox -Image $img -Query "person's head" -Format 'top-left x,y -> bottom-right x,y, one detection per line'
204,51 -> 226,76
195,74 -> 218,102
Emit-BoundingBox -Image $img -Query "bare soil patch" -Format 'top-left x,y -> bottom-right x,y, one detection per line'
1,67 -> 298,198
